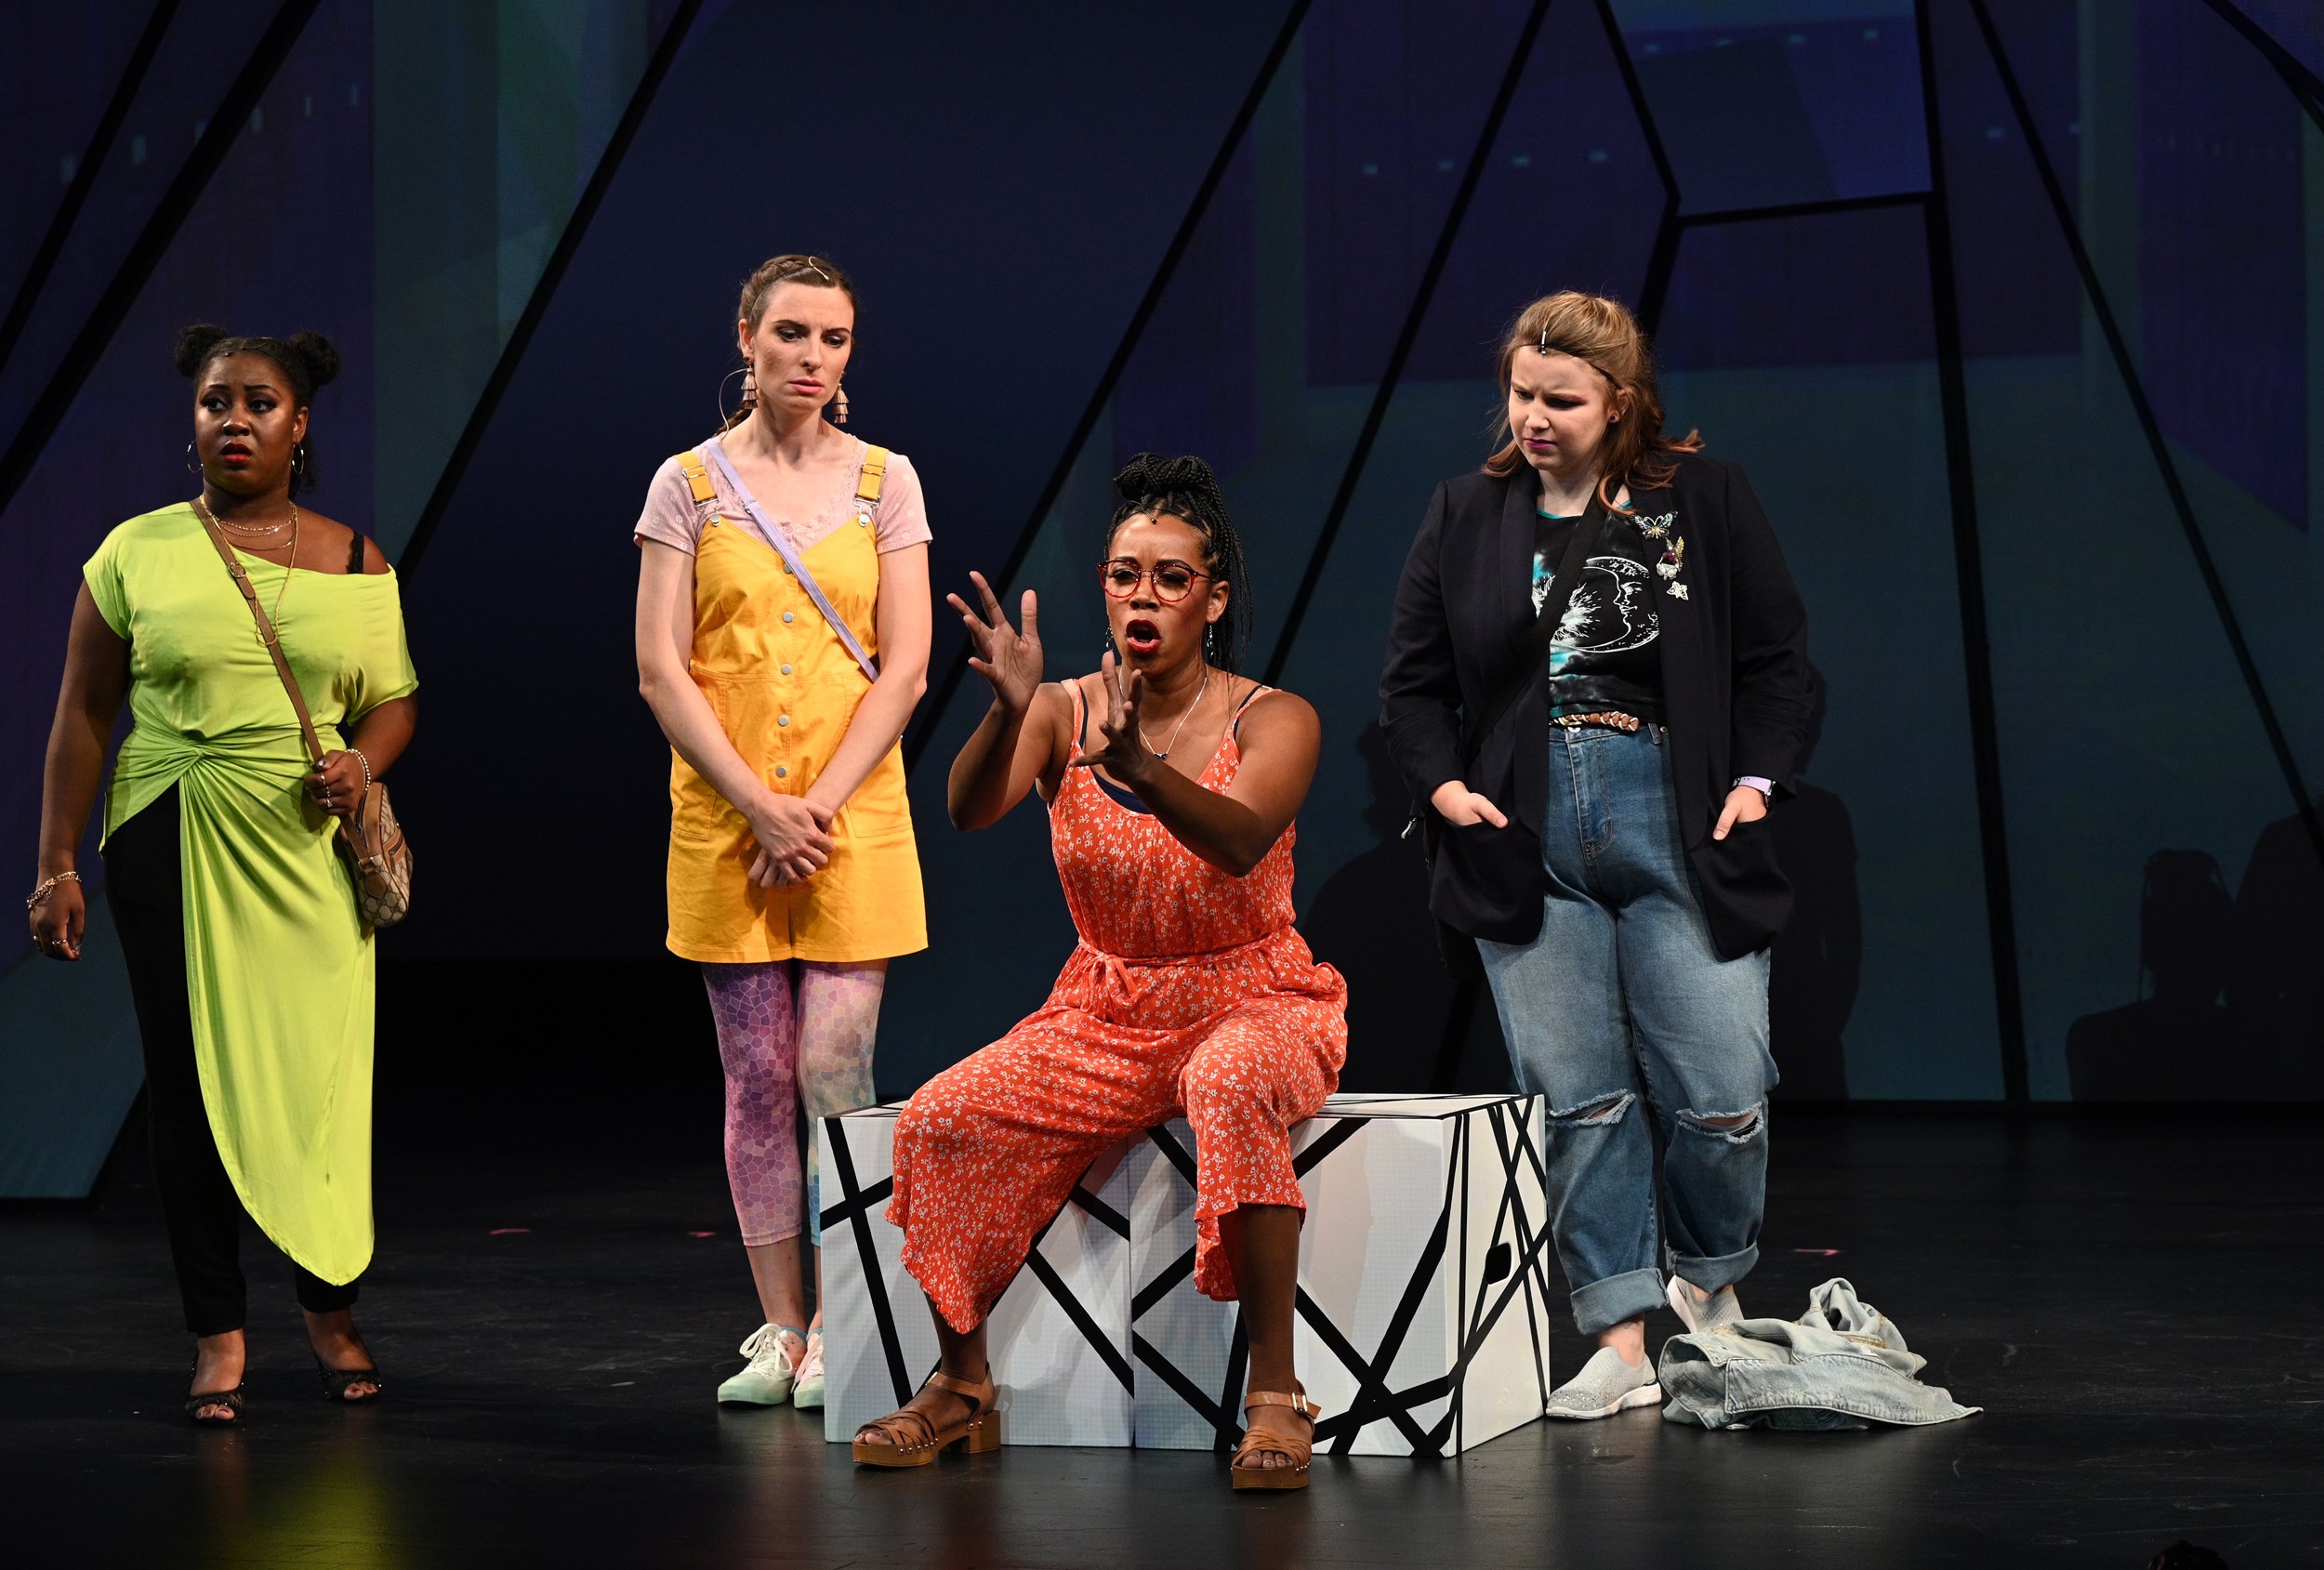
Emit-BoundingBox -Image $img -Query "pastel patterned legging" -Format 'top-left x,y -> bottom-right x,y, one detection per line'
703,960 -> 884,1247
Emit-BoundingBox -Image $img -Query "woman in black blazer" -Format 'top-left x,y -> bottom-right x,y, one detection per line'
1380,291 -> 1813,1420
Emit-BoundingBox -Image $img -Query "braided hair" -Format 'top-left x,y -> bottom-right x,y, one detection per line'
174,323 -> 341,495
1109,453 -> 1251,673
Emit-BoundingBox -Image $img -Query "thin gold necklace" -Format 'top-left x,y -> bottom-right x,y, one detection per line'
195,494 -> 299,643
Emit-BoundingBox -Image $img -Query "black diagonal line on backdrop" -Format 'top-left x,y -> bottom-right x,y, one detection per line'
825,1122 -> 912,1405
1021,1248 -> 1135,1393
816,1170 -> 891,1232
1262,0 -> 1555,684
1484,1102 -> 1552,1404
903,0 -> 1312,770
1133,1115 -> 1369,1321
1327,1129 -> 1460,1454
1914,0 -> 2030,1104
1147,1124 -> 1197,1182
1300,1288 -> 1438,1454
0,0 -> 317,513
1132,1333 -> 1232,1435
2199,0 -> 2324,134
1070,1182 -> 1129,1239
1591,0 -> 1682,331
1968,0 -> 2324,877
0,0 -> 179,383
399,0 -> 704,577
1678,190 -> 1928,228
1291,1115 -> 1367,1175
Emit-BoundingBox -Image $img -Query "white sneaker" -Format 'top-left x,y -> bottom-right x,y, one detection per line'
1665,1276 -> 1743,1333
1543,1346 -> 1662,1419
791,1329 -> 825,1409
716,1324 -> 803,1405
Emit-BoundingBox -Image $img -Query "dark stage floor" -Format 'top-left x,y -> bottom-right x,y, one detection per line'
2,1102 -> 2315,1568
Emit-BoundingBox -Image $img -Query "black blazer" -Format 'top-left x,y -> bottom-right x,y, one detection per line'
1380,451 -> 1814,959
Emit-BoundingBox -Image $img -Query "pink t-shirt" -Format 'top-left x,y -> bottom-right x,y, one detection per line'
633,429 -> 931,558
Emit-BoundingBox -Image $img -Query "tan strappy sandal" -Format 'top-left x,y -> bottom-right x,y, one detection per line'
851,1368 -> 1005,1468
1232,1387 -> 1322,1491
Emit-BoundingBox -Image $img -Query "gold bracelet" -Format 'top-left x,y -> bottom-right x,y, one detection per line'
26,870 -> 80,910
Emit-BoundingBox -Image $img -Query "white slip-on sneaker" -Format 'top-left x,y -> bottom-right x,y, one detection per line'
716,1324 -> 804,1405
1543,1346 -> 1663,1420
1665,1276 -> 1743,1333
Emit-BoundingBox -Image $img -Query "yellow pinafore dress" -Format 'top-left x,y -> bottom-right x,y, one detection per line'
665,447 -> 927,963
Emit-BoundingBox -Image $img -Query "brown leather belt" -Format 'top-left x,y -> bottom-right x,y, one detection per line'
1551,711 -> 1645,732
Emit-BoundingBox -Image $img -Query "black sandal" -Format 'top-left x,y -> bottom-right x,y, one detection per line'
184,1386 -> 245,1426
317,1361 -> 383,1404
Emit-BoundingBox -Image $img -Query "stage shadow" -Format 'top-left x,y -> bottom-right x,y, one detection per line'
2067,798 -> 2324,1101
1301,727 -> 1507,1093
1769,666 -> 1860,1101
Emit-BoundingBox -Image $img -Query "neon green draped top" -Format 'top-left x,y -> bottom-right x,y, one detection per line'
86,504 -> 418,1285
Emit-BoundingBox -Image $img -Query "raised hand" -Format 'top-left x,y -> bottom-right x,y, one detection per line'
946,572 -> 1043,714
1069,650 -> 1153,786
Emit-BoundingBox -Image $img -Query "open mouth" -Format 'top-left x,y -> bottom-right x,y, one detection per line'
1123,618 -> 1162,657
218,442 -> 253,465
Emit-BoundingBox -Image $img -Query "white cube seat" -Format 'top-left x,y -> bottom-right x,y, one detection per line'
818,1092 -> 1552,1456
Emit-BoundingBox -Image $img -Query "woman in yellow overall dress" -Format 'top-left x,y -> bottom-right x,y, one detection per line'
634,255 -> 931,1410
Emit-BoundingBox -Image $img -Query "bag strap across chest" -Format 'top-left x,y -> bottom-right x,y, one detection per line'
680,443 -> 886,683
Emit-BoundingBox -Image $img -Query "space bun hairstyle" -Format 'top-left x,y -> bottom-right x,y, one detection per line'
1108,453 -> 1251,673
175,323 -> 342,495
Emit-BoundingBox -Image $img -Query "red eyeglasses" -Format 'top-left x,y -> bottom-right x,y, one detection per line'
1098,558 -> 1213,603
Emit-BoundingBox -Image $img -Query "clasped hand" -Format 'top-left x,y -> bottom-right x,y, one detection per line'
747,794 -> 836,888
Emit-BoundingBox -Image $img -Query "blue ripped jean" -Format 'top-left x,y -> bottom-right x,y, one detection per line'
1481,725 -> 1776,1336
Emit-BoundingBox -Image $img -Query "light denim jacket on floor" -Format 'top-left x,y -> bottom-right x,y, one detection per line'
1657,1278 -> 1983,1431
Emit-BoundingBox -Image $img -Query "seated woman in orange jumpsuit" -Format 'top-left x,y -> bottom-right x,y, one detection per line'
855,454 -> 1347,1490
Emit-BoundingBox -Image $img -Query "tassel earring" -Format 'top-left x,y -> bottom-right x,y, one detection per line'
832,383 -> 849,425
742,365 -> 758,413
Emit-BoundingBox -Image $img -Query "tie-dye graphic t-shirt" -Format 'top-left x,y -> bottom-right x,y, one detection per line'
1533,510 -> 1666,722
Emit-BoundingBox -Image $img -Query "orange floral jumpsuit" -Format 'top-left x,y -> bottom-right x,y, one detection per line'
888,683 -> 1348,1332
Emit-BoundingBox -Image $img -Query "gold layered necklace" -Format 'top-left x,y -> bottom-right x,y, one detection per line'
193,493 -> 300,644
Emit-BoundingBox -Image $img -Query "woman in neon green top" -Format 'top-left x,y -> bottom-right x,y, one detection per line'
29,325 -> 417,1425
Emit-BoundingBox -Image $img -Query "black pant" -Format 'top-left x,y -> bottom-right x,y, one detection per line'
104,785 -> 361,1336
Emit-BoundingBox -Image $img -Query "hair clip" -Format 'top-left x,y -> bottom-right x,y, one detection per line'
1536,325 -> 1552,355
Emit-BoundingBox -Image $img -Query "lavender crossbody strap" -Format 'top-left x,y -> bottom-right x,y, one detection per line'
701,442 -> 880,683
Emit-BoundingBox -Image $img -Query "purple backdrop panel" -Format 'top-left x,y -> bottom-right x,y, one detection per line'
0,0 -> 290,440
1658,203 -> 1935,371
1113,135 -> 1261,476
1924,0 -> 2078,358
2230,0 -> 2324,82
1303,0 -> 1541,385
2138,0 -> 2306,526
0,7 -> 156,308
1623,15 -> 1928,212
2,2 -> 375,973
1410,0 -> 1662,380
